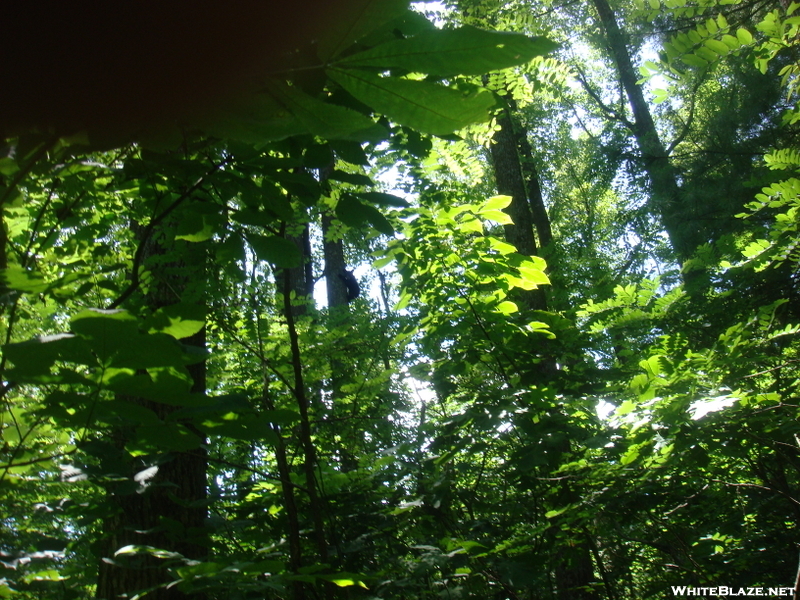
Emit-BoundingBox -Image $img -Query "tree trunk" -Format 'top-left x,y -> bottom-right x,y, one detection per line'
282,216 -> 314,317
590,0 -> 694,259
489,101 -> 548,311
96,227 -> 208,599
322,213 -> 350,309
516,122 -> 553,252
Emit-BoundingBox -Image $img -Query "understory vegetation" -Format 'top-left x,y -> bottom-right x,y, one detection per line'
1,0 -> 799,598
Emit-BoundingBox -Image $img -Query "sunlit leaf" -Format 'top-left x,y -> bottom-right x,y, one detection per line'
497,300 -> 518,315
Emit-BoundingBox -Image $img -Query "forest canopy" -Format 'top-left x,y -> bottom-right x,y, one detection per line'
1,0 -> 799,599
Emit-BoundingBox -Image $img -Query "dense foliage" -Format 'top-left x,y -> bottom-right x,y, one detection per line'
1,0 -> 799,599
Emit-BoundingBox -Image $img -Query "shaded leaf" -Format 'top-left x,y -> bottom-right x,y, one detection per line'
355,191 -> 410,207
266,81 -> 388,142
316,0 -> 411,61
337,26 -> 558,76
247,234 -> 302,267
329,69 -> 496,134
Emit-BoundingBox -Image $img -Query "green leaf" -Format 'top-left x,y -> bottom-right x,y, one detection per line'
372,256 -> 393,269
518,265 -> 550,287
736,28 -> 754,44
94,398 -> 162,426
0,265 -> 49,294
0,157 -> 19,176
682,54 -> 709,68
319,573 -> 369,589
695,46 -> 718,62
132,422 -> 203,452
265,81 -> 388,142
497,300 -> 518,315
328,69 -> 496,135
316,0 -> 411,61
304,143 -> 334,169
70,310 -> 191,370
337,26 -> 557,76
328,170 -> 374,187
362,205 -> 395,234
336,194 -> 394,234
742,239 -> 771,258
653,88 -> 669,104
488,237 -> 518,255
620,445 -> 641,465
330,140 -> 370,166
704,38 -> 730,55
175,203 -> 223,242
457,216 -> 483,234
480,209 -> 513,224
3,334 -> 91,379
193,412 -> 279,444
640,355 -> 667,378
721,34 -> 740,49
143,303 -> 205,339
198,93 -> 306,144
247,234 -> 302,267
356,191 -> 410,207
480,195 -> 513,211
337,194 -> 371,228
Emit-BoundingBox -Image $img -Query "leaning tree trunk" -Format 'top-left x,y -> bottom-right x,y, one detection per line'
590,0 -> 695,260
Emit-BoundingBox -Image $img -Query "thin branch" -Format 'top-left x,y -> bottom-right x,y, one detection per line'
712,478 -> 800,507
206,456 -> 310,493
573,63 -> 635,130
109,156 -> 232,309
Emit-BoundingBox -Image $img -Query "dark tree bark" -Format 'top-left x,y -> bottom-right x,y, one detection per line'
489,101 -> 549,311
555,545 -> 599,600
322,213 -> 350,309
516,123 -> 554,252
282,273 -> 329,564
320,170 -> 361,476
282,216 -> 314,317
96,224 -> 208,600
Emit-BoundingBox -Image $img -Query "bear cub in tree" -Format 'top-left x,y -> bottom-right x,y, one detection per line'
339,270 -> 360,302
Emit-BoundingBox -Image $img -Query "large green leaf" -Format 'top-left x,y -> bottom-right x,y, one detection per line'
198,94 -> 306,144
93,398 -> 162,426
0,265 -> 48,294
70,310 -> 190,369
356,191 -> 410,207
328,69 -> 496,135
265,81 -> 388,142
315,0 -> 411,61
247,234 -> 302,267
336,26 -> 558,76
132,422 -> 203,452
106,369 -> 201,406
175,202 -> 225,242
3,333 -> 93,378
142,303 -> 205,340
336,194 -> 394,234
